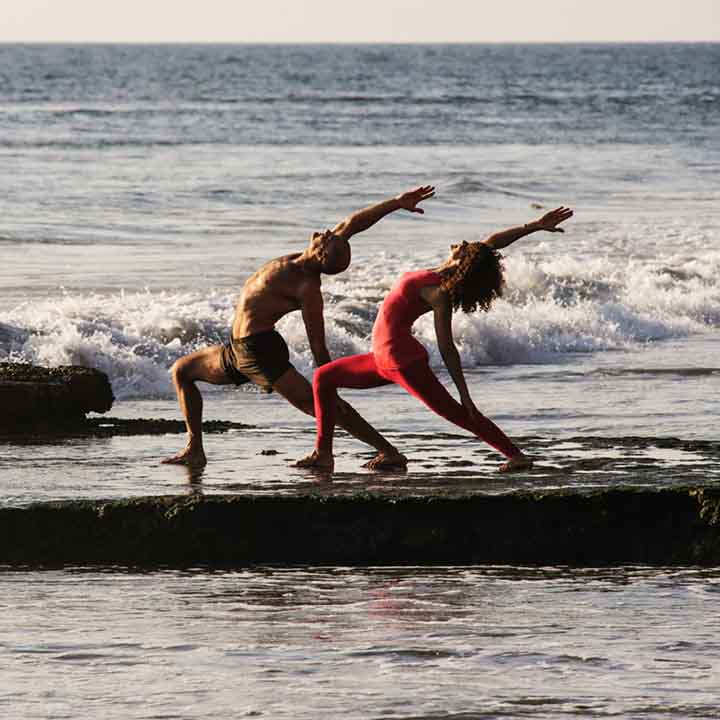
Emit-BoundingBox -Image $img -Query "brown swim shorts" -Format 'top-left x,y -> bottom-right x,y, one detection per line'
220,329 -> 293,393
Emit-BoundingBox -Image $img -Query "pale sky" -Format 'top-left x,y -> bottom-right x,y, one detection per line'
2,0 -> 719,43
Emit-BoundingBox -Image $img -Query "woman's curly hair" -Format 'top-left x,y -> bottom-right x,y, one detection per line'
440,242 -> 505,314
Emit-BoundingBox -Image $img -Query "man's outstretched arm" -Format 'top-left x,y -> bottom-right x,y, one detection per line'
483,206 -> 574,250
331,185 -> 435,241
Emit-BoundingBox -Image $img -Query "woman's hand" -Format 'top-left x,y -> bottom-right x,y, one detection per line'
484,206 -> 573,249
534,206 -> 574,233
396,185 -> 435,214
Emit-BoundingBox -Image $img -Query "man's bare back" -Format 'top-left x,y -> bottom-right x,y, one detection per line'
160,186 -> 434,470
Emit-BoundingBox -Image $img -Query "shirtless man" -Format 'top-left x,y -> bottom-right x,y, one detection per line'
161,185 -> 435,468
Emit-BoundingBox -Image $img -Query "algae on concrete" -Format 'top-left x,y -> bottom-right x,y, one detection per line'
1,486 -> 719,568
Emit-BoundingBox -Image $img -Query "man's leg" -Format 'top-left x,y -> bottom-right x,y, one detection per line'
161,345 -> 232,467
272,362 -> 405,470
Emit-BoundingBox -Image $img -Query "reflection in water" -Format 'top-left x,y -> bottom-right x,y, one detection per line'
183,465 -> 206,490
3,566 -> 720,719
292,465 -> 335,485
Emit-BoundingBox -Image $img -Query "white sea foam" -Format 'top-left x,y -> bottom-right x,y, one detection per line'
3,250 -> 720,399
1,290 -> 234,399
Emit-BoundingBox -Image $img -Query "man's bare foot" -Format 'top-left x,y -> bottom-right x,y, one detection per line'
499,454 -> 533,473
363,450 -> 408,470
161,446 -> 207,468
294,449 -> 335,470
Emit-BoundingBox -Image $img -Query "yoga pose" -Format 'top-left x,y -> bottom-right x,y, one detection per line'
296,205 -> 574,472
161,185 -> 435,468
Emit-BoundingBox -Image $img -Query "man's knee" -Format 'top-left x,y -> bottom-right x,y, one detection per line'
171,357 -> 193,386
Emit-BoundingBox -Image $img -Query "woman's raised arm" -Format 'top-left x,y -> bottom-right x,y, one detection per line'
483,206 -> 574,250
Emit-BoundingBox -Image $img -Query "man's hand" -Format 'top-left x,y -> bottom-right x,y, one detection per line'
396,185 -> 435,214
332,185 -> 435,241
534,206 -> 574,233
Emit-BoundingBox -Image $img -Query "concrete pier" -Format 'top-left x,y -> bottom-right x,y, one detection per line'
3,486 -> 720,567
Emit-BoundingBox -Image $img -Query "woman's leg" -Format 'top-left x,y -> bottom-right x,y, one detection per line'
387,359 -> 522,459
295,353 -> 391,468
315,353 -> 391,450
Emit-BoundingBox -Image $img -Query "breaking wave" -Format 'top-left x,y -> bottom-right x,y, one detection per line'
3,250 -> 720,400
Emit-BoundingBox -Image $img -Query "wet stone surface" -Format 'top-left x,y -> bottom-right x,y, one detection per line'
0,416 -> 254,441
0,362 -> 114,431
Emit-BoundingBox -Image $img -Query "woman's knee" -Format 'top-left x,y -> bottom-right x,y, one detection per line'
312,363 -> 339,394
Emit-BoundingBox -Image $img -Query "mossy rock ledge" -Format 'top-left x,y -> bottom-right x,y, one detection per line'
3,486 -> 720,567
0,362 -> 114,431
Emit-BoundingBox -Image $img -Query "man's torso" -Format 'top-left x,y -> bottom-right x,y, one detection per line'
232,253 -> 316,339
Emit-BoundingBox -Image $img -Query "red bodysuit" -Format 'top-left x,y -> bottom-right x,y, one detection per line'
312,269 -> 521,459
371,270 -> 442,369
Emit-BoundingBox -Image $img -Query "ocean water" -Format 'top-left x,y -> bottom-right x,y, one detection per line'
3,565 -> 720,720
2,43 -> 720,717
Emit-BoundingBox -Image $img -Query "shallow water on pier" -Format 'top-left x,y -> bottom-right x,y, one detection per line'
3,339 -> 720,507
2,565 -> 720,719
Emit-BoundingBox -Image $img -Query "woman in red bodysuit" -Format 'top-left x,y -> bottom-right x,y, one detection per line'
296,205 -> 573,472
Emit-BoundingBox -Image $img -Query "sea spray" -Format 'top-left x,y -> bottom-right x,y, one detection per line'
0,289 -> 235,399
3,250 -> 720,399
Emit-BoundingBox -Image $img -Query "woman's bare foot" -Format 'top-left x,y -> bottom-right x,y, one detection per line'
161,445 -> 207,468
294,449 -> 335,470
363,450 -> 408,470
499,454 -> 533,473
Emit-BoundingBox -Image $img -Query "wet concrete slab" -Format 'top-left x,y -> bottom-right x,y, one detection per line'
3,485 -> 720,568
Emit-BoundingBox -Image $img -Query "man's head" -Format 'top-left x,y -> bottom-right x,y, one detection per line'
309,230 -> 351,275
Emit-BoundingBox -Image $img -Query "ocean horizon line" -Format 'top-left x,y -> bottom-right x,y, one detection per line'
1,39 -> 719,46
